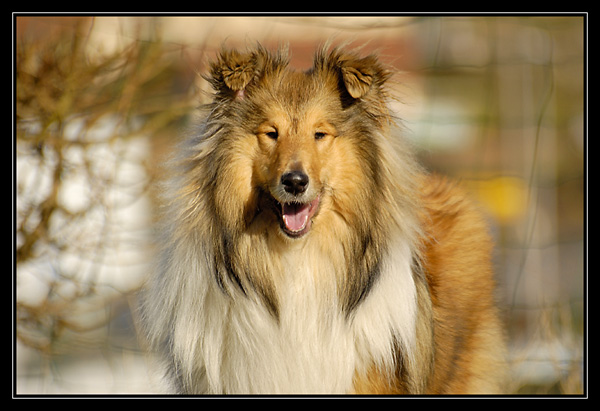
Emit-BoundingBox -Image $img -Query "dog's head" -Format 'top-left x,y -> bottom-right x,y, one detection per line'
205,45 -> 391,240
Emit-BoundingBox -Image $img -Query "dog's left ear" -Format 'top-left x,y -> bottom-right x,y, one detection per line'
340,55 -> 384,99
315,49 -> 389,101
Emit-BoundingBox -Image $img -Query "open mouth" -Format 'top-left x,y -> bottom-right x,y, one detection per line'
263,192 -> 321,238
281,197 -> 320,237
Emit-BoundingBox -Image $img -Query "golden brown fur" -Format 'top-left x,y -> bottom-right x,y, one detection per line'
142,44 -> 506,395
353,176 -> 506,394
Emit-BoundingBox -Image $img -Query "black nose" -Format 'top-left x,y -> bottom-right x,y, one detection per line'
281,170 -> 309,195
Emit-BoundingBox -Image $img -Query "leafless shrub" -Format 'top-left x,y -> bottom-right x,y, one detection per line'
16,20 -> 196,356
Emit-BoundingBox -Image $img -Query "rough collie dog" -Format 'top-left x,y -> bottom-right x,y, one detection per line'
142,45 -> 506,395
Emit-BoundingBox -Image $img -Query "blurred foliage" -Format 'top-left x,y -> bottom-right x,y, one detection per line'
16,20 -> 197,355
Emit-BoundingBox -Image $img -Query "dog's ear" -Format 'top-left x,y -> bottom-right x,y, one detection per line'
315,48 -> 389,101
340,56 -> 382,99
208,46 -> 290,100
209,49 -> 257,99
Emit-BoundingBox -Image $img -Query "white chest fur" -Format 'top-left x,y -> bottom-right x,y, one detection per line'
186,239 -> 417,394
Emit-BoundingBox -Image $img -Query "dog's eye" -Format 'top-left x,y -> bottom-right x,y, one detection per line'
266,131 -> 278,140
314,131 -> 326,140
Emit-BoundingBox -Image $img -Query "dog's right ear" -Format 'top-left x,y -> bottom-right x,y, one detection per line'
208,49 -> 257,100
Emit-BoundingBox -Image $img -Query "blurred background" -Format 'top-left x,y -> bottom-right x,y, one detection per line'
14,14 -> 586,395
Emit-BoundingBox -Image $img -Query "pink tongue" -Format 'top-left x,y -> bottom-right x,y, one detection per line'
282,203 -> 310,232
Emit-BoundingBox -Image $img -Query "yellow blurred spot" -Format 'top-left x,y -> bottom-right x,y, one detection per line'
467,176 -> 529,224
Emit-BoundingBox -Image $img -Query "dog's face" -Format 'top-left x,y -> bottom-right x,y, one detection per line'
249,72 -> 350,238
207,46 -> 390,240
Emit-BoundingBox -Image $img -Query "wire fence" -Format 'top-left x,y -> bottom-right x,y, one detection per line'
14,15 -> 585,395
